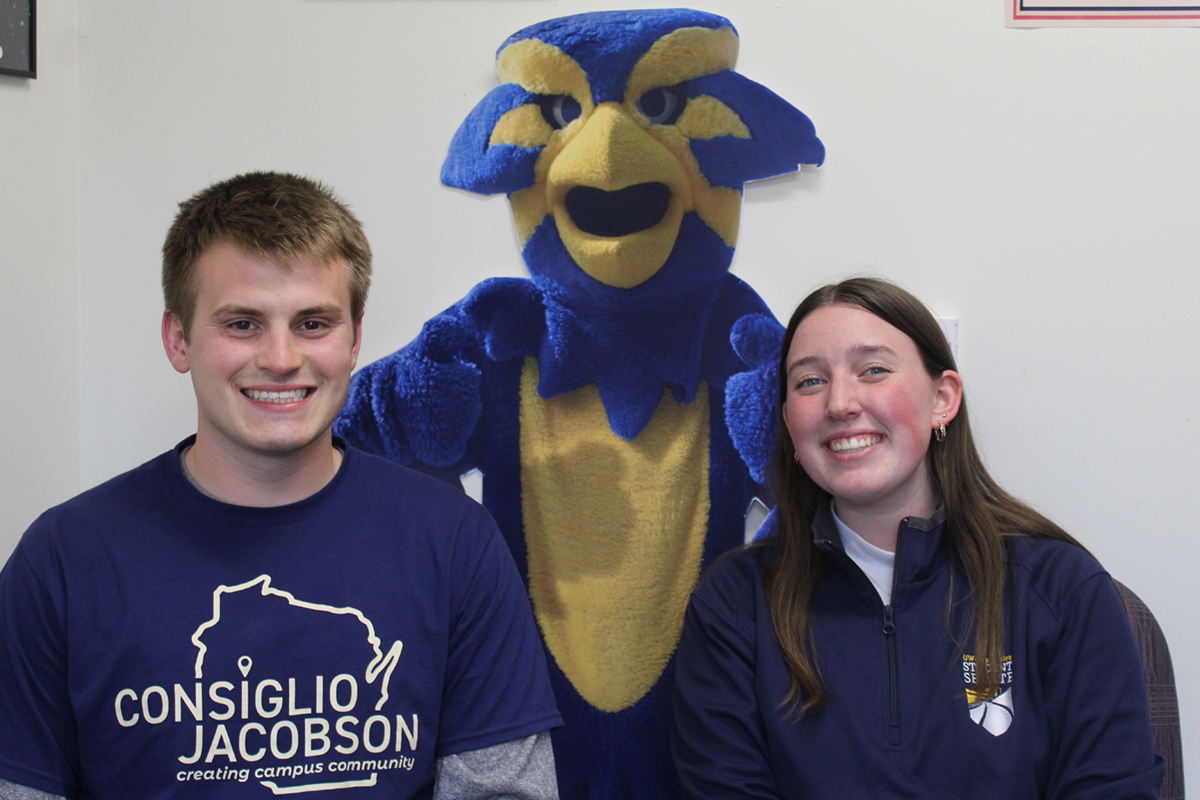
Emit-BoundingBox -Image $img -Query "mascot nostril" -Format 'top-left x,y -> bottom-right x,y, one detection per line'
338,8 -> 824,798
565,183 -> 672,237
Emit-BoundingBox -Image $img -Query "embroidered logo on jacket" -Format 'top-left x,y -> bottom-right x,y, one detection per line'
111,575 -> 417,794
963,654 -> 1014,736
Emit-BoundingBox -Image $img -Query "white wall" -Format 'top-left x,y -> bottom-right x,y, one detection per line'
0,1 -> 80,545
8,0 -> 1198,778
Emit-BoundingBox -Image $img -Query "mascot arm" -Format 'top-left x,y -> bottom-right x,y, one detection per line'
336,309 -> 484,469
724,312 -> 785,487
336,278 -> 545,470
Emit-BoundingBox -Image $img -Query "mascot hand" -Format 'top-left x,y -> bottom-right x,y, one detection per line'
338,314 -> 483,468
725,313 -> 784,485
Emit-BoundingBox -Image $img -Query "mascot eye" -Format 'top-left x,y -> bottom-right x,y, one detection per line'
637,84 -> 687,125
539,95 -> 583,130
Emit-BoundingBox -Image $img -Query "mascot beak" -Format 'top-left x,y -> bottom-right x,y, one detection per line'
543,102 -> 693,290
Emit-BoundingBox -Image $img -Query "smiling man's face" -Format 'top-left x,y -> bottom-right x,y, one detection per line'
162,240 -> 361,468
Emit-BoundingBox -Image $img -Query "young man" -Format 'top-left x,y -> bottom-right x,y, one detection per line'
0,172 -> 561,799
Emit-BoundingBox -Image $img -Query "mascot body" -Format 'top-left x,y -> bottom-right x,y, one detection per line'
337,10 -> 822,797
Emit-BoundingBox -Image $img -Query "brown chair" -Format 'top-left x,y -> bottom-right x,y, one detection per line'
1114,580 -> 1184,799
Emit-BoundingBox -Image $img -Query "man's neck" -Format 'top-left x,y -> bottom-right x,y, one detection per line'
183,436 -> 343,507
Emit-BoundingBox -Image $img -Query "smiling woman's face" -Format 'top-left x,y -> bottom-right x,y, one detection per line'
782,303 -> 955,525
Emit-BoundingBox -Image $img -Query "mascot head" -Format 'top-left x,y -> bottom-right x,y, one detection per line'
442,9 -> 824,310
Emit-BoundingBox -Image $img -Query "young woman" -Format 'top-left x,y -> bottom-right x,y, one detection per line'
672,277 -> 1163,798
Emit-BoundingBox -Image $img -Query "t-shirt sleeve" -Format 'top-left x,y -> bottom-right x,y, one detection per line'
0,525 -> 80,798
671,574 -> 780,800
435,510 -> 561,757
0,778 -> 66,800
433,730 -> 558,800
1039,570 -> 1165,799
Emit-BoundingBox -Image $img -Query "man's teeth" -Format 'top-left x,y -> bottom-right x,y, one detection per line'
245,389 -> 308,403
829,435 -> 881,453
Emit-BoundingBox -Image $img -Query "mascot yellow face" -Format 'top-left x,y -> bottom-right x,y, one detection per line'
496,25 -> 744,289
441,9 -> 824,306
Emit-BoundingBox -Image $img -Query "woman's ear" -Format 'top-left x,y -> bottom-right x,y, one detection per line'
933,370 -> 963,425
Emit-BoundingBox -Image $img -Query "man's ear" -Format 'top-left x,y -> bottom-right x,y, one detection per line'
933,370 -> 963,425
162,311 -> 191,374
350,313 -> 364,372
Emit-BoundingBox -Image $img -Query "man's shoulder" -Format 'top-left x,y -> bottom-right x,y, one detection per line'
336,446 -> 500,551
342,445 -> 481,511
27,448 -> 177,533
5,447 -> 179,595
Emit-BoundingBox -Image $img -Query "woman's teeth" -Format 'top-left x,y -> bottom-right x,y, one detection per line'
829,435 -> 880,453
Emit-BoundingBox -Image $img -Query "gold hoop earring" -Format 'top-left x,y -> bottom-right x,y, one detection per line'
935,422 -> 947,442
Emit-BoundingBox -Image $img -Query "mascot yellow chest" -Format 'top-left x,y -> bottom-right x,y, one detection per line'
518,357 -> 709,712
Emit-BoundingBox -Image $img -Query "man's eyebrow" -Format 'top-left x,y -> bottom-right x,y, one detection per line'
209,304 -> 346,318
294,304 -> 346,317
210,305 -> 263,318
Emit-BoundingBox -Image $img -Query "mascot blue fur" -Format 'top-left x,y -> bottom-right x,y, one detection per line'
336,9 -> 821,798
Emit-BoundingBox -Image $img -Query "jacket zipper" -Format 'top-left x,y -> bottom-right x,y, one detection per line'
882,603 -> 900,744
885,517 -> 908,746
820,517 -> 908,746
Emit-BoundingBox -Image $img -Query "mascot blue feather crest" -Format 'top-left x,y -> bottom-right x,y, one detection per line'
337,9 -> 821,797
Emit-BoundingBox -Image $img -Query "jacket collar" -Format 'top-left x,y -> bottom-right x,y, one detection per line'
812,495 -> 949,589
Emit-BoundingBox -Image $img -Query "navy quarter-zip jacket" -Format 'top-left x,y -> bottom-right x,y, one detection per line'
672,501 -> 1164,799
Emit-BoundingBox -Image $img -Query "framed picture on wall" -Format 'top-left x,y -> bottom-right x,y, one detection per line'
1009,0 -> 1200,26
0,0 -> 35,79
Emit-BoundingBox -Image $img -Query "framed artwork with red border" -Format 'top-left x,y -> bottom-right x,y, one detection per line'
1009,0 -> 1200,26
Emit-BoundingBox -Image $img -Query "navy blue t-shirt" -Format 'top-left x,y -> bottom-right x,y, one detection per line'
0,439 -> 561,799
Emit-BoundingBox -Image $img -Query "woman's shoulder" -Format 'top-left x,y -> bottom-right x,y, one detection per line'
1006,535 -> 1113,616
691,541 -> 775,622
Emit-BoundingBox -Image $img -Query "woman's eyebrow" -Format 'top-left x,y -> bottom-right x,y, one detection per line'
854,344 -> 898,358
786,355 -> 821,373
788,344 -> 897,371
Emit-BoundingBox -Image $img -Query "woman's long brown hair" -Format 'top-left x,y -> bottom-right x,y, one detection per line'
766,277 -> 1081,714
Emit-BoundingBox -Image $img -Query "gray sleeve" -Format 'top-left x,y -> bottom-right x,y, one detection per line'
433,730 -> 558,800
0,780 -> 64,800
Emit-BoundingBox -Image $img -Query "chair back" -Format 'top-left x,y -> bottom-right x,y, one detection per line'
1114,579 -> 1184,800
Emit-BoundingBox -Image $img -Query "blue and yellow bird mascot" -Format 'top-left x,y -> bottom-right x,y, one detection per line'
336,9 -> 822,797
